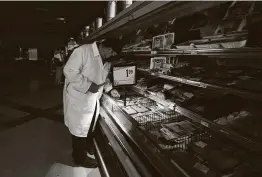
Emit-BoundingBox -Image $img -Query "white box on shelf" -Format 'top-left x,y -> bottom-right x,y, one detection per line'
152,33 -> 175,50
28,48 -> 38,61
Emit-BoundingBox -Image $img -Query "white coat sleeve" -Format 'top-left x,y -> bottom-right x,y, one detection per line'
63,47 -> 92,93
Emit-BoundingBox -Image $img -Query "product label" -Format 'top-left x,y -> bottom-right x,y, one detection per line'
150,57 -> 166,70
200,120 -> 209,128
164,33 -> 175,49
195,141 -> 207,148
152,35 -> 165,50
151,51 -> 157,55
194,162 -> 209,174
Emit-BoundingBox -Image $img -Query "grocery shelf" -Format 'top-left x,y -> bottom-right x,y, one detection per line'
81,1 -> 226,43
192,31 -> 248,42
131,86 -> 262,153
121,48 -> 262,58
138,68 -> 262,102
85,0 -> 262,175
122,31 -> 248,52
80,1 -> 150,43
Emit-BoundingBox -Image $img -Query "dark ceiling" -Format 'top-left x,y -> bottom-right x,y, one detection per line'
0,1 -> 105,48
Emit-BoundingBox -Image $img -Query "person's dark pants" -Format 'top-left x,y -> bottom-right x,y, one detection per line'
71,133 -> 94,164
62,72 -> 65,83
71,103 -> 97,164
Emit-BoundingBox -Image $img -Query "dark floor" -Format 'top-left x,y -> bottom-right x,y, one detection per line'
0,61 -> 100,177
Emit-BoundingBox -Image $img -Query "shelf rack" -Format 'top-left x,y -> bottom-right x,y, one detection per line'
137,68 -> 262,102
122,48 -> 262,58
131,86 -> 262,153
80,1 -> 227,44
178,31 -> 248,46
81,1 -> 262,176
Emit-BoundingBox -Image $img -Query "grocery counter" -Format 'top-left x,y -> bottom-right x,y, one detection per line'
93,93 -> 184,177
76,1 -> 262,176
93,88 -> 262,177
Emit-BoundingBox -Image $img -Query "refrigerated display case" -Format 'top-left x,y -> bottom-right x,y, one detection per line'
94,70 -> 262,177
82,1 -> 262,177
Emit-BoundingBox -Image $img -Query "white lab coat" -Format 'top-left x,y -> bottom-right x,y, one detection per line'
63,42 -> 111,137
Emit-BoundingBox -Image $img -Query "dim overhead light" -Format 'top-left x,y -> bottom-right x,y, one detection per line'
57,17 -> 65,21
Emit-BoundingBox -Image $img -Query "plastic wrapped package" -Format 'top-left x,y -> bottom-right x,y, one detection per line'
189,140 -> 240,172
172,152 -> 218,177
230,114 -> 262,142
188,94 -> 249,121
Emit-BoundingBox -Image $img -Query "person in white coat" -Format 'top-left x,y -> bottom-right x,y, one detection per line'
63,38 -> 122,168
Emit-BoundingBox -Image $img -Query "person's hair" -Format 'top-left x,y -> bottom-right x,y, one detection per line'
100,37 -> 123,54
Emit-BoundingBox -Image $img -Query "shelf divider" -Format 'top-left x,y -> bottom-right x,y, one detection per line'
138,68 -> 262,102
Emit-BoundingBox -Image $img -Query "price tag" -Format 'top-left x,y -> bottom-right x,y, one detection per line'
164,33 -> 175,50
150,57 -> 166,70
190,50 -> 198,55
152,35 -> 165,50
113,65 -> 136,87
151,51 -> 157,55
200,120 -> 209,127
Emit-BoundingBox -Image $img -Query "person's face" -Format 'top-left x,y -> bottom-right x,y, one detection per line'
99,44 -> 117,60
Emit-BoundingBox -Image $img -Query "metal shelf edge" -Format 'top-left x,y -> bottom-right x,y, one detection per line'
81,1 -> 226,43
137,68 -> 262,101
122,48 -> 262,58
93,138 -> 110,177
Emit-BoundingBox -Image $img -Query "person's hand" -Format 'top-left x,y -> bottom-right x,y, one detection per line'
110,89 -> 120,98
104,62 -> 111,72
98,82 -> 105,87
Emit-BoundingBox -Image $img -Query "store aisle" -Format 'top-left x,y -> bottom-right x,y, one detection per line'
0,63 -> 100,177
45,163 -> 100,177
0,118 -> 71,177
0,117 -> 100,177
